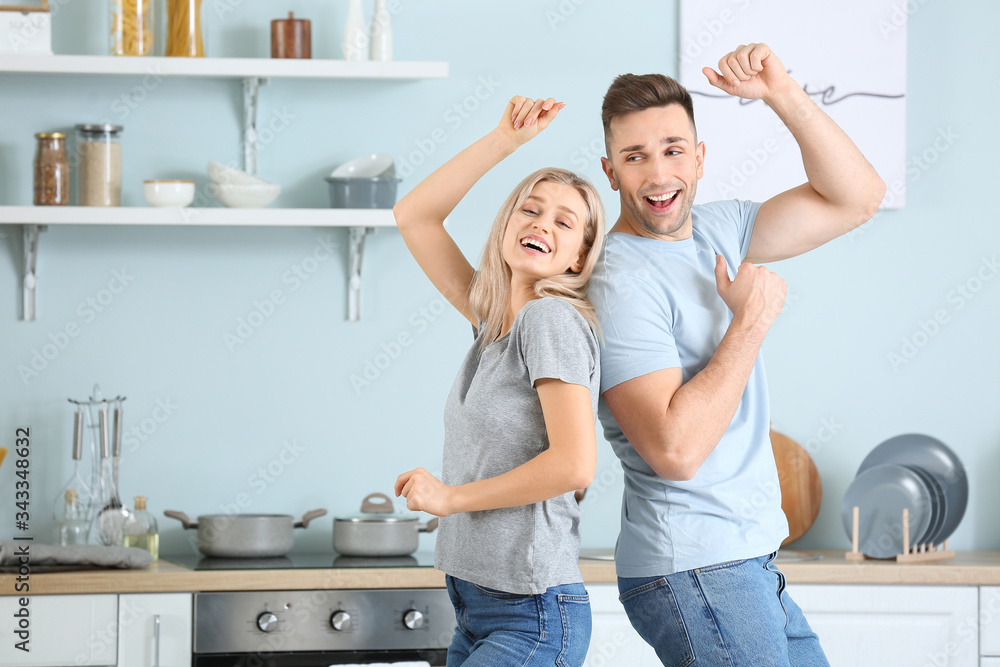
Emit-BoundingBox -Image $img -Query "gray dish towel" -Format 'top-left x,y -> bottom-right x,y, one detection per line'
0,541 -> 153,569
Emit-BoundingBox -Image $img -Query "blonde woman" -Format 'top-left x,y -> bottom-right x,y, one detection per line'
392,96 -> 605,665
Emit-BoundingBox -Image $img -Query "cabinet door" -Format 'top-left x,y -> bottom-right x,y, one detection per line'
117,593 -> 192,667
0,594 -> 118,666
982,659 -> 1000,667
584,583 -> 662,667
980,586 -> 1000,656
788,584 -> 979,667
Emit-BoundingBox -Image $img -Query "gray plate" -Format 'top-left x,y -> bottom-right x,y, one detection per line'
841,464 -> 932,558
903,465 -> 946,546
857,434 -> 967,542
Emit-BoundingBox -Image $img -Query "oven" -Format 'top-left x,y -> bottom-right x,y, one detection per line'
191,588 -> 454,666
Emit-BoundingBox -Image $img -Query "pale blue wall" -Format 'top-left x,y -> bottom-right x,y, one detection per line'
0,0 -> 997,557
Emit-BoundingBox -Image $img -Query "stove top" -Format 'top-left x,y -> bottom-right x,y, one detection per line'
162,550 -> 437,571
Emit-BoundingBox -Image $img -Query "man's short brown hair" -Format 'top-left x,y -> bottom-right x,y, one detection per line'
601,74 -> 697,154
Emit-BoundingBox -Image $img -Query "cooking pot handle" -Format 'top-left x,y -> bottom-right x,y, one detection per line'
294,508 -> 328,529
360,492 -> 395,514
163,510 -> 197,530
419,517 -> 439,534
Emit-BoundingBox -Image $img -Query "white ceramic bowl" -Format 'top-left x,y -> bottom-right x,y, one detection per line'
331,154 -> 395,178
207,161 -> 271,186
212,183 -> 281,208
144,180 -> 195,207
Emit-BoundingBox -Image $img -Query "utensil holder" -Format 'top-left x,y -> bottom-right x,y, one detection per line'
845,506 -> 955,563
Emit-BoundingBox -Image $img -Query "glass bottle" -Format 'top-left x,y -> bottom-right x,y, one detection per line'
75,124 -> 123,206
33,132 -> 69,206
165,0 -> 204,57
370,0 -> 392,61
110,0 -> 155,56
55,489 -> 91,545
342,0 -> 368,61
122,496 -> 159,560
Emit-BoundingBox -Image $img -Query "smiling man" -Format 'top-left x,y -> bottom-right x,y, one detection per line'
589,43 -> 885,665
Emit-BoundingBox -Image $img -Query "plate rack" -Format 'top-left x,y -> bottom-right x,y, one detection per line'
845,506 -> 955,563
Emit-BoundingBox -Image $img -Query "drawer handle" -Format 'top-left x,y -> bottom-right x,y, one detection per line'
153,614 -> 161,667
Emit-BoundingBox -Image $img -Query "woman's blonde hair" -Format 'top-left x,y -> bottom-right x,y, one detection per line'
469,168 -> 606,350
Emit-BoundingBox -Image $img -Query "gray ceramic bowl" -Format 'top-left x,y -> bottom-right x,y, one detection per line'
325,176 -> 401,209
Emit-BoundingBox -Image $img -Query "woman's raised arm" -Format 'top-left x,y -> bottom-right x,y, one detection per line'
392,96 -> 565,326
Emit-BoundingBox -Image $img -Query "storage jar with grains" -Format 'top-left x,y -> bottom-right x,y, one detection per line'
166,0 -> 204,57
33,131 -> 69,206
110,0 -> 155,56
76,124 -> 123,206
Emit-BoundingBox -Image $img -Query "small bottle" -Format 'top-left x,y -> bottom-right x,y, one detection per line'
122,496 -> 159,560
33,132 -> 69,206
342,0 -> 368,61
55,489 -> 91,545
370,0 -> 392,61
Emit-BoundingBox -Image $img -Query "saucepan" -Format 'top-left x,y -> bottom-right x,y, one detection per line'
333,492 -> 437,557
164,508 -> 327,558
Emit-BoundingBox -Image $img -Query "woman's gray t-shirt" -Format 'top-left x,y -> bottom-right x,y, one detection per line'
434,297 -> 600,595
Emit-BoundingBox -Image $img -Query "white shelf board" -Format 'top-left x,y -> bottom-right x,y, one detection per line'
0,54 -> 447,80
0,206 -> 398,228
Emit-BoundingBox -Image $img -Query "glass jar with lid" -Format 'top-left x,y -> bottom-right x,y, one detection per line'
110,0 -> 155,55
33,132 -> 69,206
75,124 -> 123,206
166,0 -> 205,57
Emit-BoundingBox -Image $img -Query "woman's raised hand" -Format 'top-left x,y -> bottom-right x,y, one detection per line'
499,96 -> 566,148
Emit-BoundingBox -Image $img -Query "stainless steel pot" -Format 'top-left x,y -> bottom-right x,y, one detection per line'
164,508 -> 327,558
333,492 -> 437,557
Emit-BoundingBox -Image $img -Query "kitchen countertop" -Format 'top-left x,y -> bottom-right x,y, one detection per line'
7,550 -> 1000,595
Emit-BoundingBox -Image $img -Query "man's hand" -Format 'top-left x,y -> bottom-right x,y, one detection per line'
394,467 -> 454,517
497,96 -> 566,149
714,255 -> 787,333
702,43 -> 795,103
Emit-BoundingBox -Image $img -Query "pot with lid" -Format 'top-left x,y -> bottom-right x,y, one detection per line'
333,492 -> 438,557
164,508 -> 326,558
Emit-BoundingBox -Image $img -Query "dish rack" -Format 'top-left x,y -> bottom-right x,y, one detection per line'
845,506 -> 955,563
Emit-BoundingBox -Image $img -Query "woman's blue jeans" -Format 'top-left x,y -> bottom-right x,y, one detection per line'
617,552 -> 830,666
445,575 -> 592,666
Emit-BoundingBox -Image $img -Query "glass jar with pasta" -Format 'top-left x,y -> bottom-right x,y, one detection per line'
110,0 -> 155,56
166,0 -> 205,57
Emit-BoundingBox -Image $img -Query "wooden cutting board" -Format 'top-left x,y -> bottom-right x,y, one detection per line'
771,429 -> 823,546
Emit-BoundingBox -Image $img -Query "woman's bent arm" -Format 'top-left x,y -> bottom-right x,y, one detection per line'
395,378 -> 595,515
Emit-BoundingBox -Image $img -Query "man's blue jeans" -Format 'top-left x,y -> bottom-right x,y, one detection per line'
618,553 -> 829,666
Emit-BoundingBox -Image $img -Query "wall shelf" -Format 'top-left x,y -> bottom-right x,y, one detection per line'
0,54 -> 448,80
2,55 -> 447,322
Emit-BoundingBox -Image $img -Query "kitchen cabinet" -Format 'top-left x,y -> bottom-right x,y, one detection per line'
980,587 -> 1000,657
0,54 -> 449,321
0,593 -> 118,666
788,583 -> 979,667
117,593 -> 192,667
584,583 -> 661,666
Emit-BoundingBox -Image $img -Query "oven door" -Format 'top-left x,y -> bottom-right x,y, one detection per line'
192,648 -> 448,666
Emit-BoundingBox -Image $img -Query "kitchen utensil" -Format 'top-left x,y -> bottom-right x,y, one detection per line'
53,407 -> 93,545
330,154 -> 395,178
164,509 -> 327,558
143,180 -> 195,207
271,11 -> 310,59
857,433 -> 967,543
93,401 -> 130,546
770,428 -> 822,545
211,182 -> 281,208
325,176 -> 401,209
902,464 -> 944,546
333,492 -> 438,557
841,464 -> 933,559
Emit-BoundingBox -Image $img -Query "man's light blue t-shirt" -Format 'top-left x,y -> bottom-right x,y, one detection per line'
589,199 -> 788,578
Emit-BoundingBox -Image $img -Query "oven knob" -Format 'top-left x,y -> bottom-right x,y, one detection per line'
256,612 -> 279,633
403,609 -> 424,630
330,610 -> 351,631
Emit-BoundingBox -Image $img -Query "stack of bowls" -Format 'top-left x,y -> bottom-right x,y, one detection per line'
207,162 -> 281,208
841,434 -> 967,558
325,154 -> 401,209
